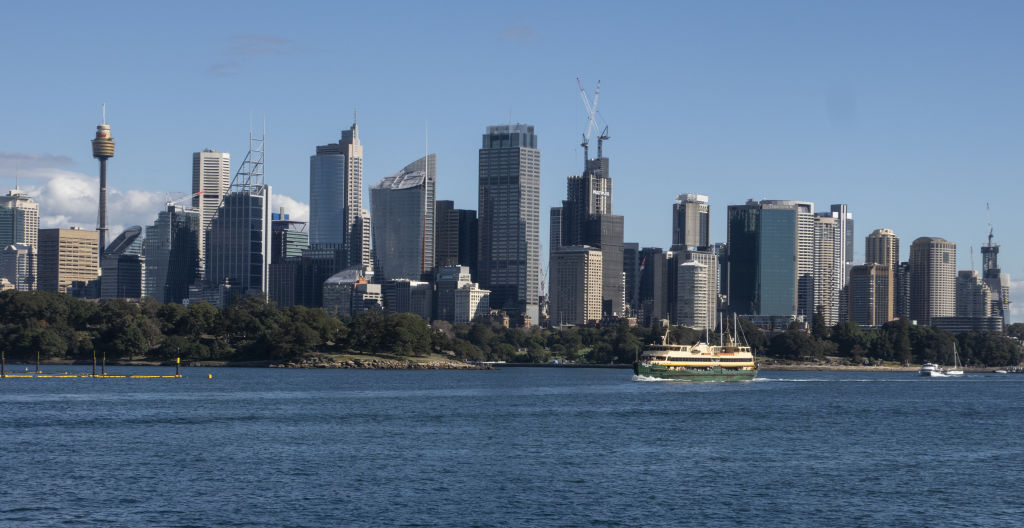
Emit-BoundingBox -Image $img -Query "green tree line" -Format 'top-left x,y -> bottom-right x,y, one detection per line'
0,291 -> 1020,366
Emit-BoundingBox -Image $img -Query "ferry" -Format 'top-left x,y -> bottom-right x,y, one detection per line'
633,328 -> 758,382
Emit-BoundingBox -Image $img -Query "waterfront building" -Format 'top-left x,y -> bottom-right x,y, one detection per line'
37,227 -> 99,294
0,189 -> 39,249
909,237 -> 956,326
192,149 -> 231,275
477,124 -> 540,323
144,205 -> 200,304
671,194 -> 710,251
848,264 -> 893,327
100,226 -> 144,299
548,246 -> 603,326
370,154 -> 436,281
309,121 -> 365,267
0,243 -> 36,291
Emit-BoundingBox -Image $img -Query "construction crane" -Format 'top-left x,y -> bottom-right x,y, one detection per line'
986,202 -> 994,247
165,190 -> 205,208
577,77 -> 601,162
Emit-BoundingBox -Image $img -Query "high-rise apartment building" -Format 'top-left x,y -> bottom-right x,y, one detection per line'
675,261 -> 710,330
37,228 -> 99,294
370,154 -> 436,281
674,247 -> 719,330
811,214 -> 839,326
478,124 -> 540,323
866,228 -> 899,269
671,193 -> 710,251
549,246 -> 603,326
829,204 -> 854,286
144,205 -> 200,304
848,264 -> 893,327
895,261 -> 911,320
309,121 -> 365,267
192,149 -> 231,275
909,237 -> 956,326
623,242 -> 640,317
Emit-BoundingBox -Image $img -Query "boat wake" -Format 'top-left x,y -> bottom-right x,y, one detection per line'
632,374 -> 675,382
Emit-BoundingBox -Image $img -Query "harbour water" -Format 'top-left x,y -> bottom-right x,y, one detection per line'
2,366 -> 1022,527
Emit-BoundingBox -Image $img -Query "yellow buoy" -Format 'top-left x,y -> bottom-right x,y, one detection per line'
208,374 -> 213,379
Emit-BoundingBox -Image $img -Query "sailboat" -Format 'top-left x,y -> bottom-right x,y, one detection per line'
945,343 -> 964,376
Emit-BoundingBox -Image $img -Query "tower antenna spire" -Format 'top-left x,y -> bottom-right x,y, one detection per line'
102,102 -> 106,125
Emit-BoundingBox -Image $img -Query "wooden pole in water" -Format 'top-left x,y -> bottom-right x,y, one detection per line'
2,349 -> 5,378
35,350 -> 40,373
176,357 -> 180,377
92,349 -> 96,377
101,350 -> 106,377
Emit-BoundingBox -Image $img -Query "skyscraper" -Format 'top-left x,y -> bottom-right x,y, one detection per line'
848,264 -> 893,327
829,204 -> 854,287
192,149 -> 231,276
0,189 -> 39,248
478,124 -> 540,323
909,237 -> 956,326
623,242 -> 640,317
671,193 -> 710,251
866,228 -> 899,269
675,261 -> 710,330
144,205 -> 200,304
956,270 -> 991,318
38,228 -> 99,294
727,199 -> 812,318
553,128 -> 624,317
100,226 -> 145,299
811,213 -> 839,326
435,200 -> 478,279
0,244 -> 36,291
980,227 -> 1010,326
370,154 -> 436,281
203,133 -> 271,300
638,247 -> 668,325
549,246 -> 603,326
310,121 -> 365,267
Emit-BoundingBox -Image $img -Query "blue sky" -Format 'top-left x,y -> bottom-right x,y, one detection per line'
1,1 -> 1022,320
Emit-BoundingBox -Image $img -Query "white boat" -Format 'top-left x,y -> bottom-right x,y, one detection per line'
920,363 -> 947,377
995,370 -> 1008,374
945,344 -> 964,376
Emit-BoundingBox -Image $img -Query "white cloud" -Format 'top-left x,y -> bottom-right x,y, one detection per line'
271,193 -> 309,223
20,168 -> 165,239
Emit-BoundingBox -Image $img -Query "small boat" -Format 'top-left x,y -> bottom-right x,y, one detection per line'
944,344 -> 964,376
920,362 -> 946,377
994,370 -> 1008,374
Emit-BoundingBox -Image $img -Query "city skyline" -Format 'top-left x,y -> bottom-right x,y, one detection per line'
1,2 -> 1022,321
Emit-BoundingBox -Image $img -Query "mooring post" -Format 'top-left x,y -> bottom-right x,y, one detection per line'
1,349 -> 5,379
35,350 -> 40,373
102,351 -> 106,377
92,350 -> 97,377
176,357 -> 180,377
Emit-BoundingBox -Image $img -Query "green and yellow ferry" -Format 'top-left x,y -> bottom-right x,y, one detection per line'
633,330 -> 758,382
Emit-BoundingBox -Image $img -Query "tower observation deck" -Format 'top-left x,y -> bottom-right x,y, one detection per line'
91,104 -> 115,255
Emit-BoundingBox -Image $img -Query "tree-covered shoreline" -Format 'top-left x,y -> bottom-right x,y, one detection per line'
0,290 -> 1020,367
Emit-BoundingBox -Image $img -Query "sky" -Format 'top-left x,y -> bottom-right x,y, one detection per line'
1,1 -> 1022,321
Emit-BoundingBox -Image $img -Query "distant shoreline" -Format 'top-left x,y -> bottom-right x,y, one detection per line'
8,359 -> 1012,373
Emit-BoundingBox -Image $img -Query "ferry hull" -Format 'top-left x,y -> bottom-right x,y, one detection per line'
633,363 -> 757,382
